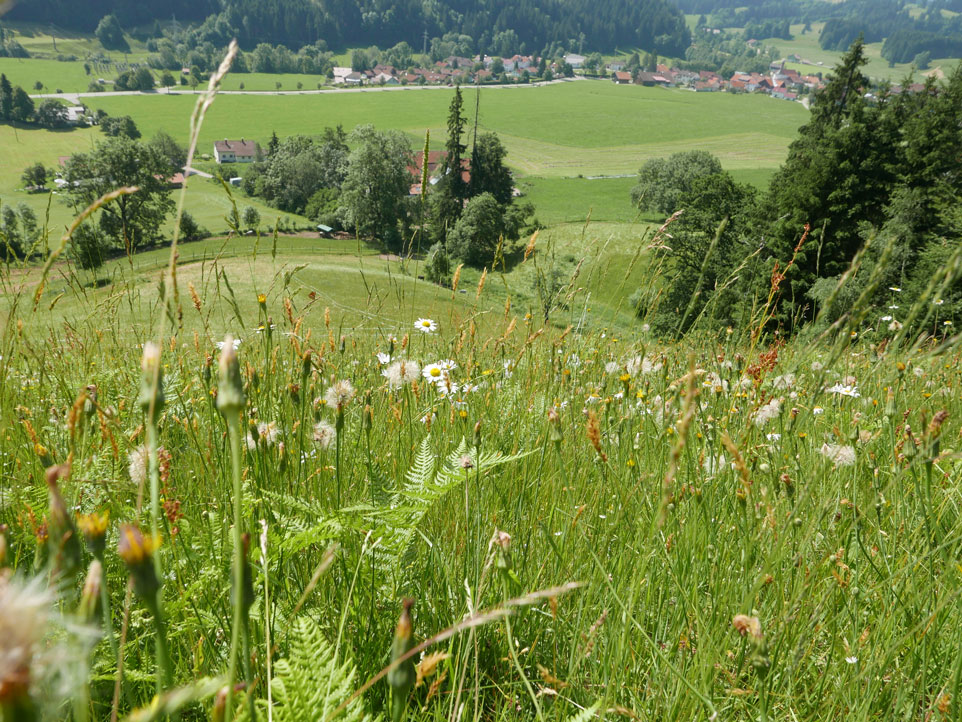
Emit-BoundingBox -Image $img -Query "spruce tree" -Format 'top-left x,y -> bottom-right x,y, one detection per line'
0,74 -> 13,121
431,86 -> 468,242
752,38 -> 899,328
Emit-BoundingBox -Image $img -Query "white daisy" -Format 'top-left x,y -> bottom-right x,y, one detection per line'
415,318 -> 438,334
827,383 -> 860,398
376,352 -> 391,365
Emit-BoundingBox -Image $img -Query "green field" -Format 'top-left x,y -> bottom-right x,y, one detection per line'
0,80 -> 806,234
80,82 -> 807,176
766,22 -> 960,82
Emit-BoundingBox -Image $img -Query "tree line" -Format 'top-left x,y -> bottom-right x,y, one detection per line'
631,41 -> 962,336
6,0 -> 690,58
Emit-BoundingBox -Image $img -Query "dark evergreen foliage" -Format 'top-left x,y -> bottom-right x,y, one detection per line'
7,0 -> 690,56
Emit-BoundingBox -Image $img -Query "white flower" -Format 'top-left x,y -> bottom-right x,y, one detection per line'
324,379 -> 356,408
216,337 -> 242,350
888,320 -> 902,331
420,411 -> 436,425
437,359 -> 458,371
913,366 -> 925,378
880,315 -> 892,322
888,305 -> 899,309
503,360 -> 515,378
935,299 -> 944,306
415,318 -> 438,334
0,574 -> 52,697
312,421 -> 336,449
813,406 -> 824,415
820,443 -> 856,467
422,363 -> 447,383
889,287 -> 901,293
845,656 -> 858,664
567,354 -> 582,368
827,383 -> 860,398
383,360 -> 420,388
766,433 -> 781,441
257,421 -> 281,446
376,352 -> 391,365
128,445 -> 148,487
772,373 -> 795,390
753,398 -> 782,428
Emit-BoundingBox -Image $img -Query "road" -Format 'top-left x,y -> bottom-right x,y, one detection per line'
30,76 -> 582,103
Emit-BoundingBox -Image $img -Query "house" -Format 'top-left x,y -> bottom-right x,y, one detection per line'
564,53 -> 585,68
606,62 -> 624,73
344,72 -> 365,85
772,89 -> 798,101
635,72 -> 671,87
65,106 -> 88,126
373,72 -> 399,85
332,67 -> 352,84
612,71 -> 632,84
214,139 -> 257,164
407,150 -> 470,195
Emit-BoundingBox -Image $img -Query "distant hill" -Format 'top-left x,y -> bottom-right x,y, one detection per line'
2,0 -> 691,56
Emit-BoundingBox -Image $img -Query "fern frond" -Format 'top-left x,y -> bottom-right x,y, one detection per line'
238,617 -> 377,722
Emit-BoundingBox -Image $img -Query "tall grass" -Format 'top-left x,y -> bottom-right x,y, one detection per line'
1,50 -> 962,722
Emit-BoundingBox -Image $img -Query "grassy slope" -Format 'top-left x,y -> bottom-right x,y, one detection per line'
767,22 -> 960,82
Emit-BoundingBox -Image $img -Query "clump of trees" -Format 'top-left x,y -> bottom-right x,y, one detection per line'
95,13 -> 129,53
631,151 -> 723,217
0,74 -> 36,124
243,128 -> 349,216
426,86 -> 535,269
633,41 -> 962,336
63,134 -> 178,256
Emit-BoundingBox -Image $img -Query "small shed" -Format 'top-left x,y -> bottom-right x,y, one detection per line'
229,177 -> 243,187
317,224 -> 334,238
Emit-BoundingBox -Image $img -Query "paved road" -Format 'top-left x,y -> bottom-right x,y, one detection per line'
30,76 -> 582,103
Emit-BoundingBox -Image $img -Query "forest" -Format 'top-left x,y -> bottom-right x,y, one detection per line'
4,0 -> 691,57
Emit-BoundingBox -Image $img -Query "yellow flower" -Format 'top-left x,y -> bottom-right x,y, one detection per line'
117,524 -> 161,566
77,510 -> 109,540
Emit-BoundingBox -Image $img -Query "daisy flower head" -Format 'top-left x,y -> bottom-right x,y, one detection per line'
383,360 -> 420,388
216,337 -> 242,351
415,318 -> 438,334
324,379 -> 356,409
376,352 -> 391,365
827,383 -> 860,398
422,363 -> 447,383
437,359 -> 458,372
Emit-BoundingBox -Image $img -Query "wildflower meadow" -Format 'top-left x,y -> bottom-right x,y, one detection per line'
2,50 -> 962,722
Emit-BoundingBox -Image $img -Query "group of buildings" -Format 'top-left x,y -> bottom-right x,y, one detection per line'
332,54 -> 560,87
608,61 -> 827,103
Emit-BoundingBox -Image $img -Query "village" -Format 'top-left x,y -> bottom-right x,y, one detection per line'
329,52 -> 836,105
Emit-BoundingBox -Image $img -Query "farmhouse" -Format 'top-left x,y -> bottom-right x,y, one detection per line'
564,53 -> 586,68
407,150 -> 470,195
214,139 -> 257,164
612,71 -> 632,84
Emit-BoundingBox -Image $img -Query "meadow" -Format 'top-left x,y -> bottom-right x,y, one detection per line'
764,22 -> 959,82
2,54 -> 962,722
2,183 -> 962,721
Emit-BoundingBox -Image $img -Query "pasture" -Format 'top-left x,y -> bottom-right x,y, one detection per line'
1,80 -> 805,236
